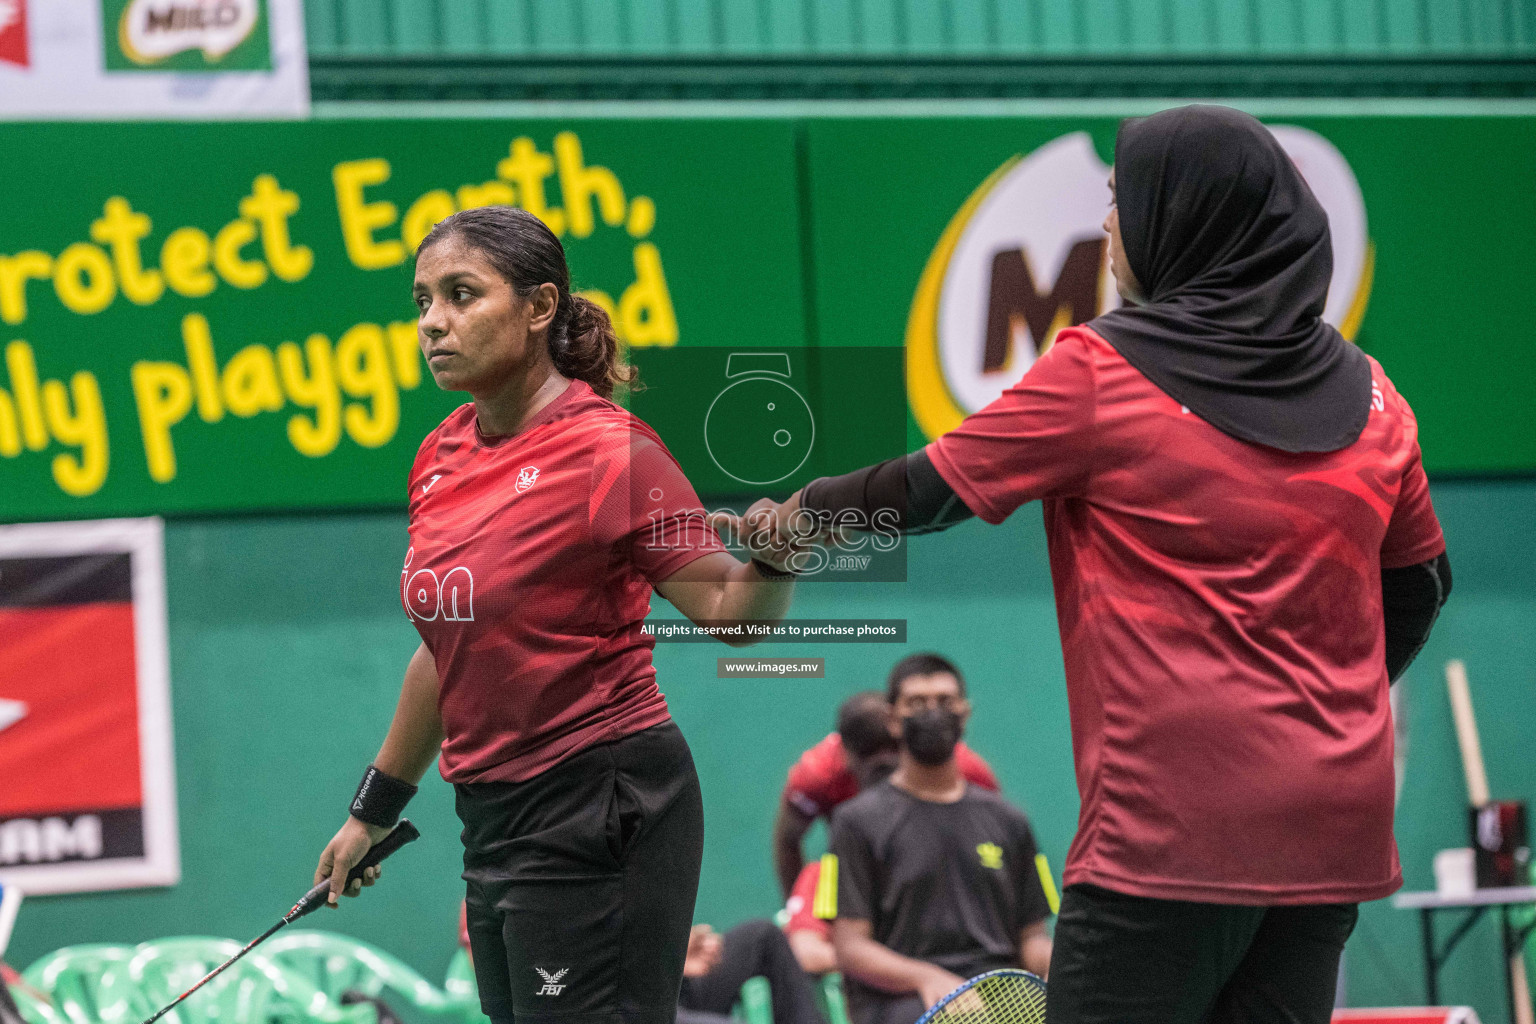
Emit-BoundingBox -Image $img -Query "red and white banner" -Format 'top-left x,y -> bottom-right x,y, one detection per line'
1333,1010 -> 1483,1024
0,518 -> 178,894
0,0 -> 28,69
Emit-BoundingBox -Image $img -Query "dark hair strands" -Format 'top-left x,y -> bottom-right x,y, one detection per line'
838,690 -> 900,758
416,206 -> 640,401
886,652 -> 966,704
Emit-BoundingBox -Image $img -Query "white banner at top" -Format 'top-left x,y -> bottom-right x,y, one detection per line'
0,0 -> 308,119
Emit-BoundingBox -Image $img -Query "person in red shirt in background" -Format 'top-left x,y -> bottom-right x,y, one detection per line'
781,855 -> 838,977
747,105 -> 1451,1024
773,658 -> 1000,898
314,206 -> 802,1024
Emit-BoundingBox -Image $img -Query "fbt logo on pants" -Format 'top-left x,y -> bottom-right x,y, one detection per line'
401,547 -> 475,622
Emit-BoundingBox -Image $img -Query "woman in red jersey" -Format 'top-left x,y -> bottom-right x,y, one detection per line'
757,105 -> 1452,1024
313,206 -> 797,1024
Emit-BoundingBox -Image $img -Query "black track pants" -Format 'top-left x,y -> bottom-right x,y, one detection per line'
459,722 -> 705,1024
1047,884 -> 1358,1024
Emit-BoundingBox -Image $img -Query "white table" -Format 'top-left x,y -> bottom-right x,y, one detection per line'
1393,887 -> 1536,1020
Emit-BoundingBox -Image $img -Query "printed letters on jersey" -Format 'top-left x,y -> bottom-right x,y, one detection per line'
401,381 -> 726,784
401,546 -> 475,622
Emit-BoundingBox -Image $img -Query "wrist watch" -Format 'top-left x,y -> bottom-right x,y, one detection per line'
750,557 -> 797,580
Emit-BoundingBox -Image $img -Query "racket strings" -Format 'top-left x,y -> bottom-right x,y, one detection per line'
929,972 -> 1048,1024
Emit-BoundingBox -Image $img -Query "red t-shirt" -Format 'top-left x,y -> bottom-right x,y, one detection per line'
927,327 -> 1444,905
783,732 -> 1000,818
785,861 -> 830,939
405,379 -> 724,783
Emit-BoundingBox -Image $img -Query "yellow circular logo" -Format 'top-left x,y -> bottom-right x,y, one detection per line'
906,128 -> 1374,441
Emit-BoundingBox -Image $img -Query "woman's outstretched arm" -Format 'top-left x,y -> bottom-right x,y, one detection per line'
655,553 -> 796,648
744,448 -> 979,557
797,448 -> 977,535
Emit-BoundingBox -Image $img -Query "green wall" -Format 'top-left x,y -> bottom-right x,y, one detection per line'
5,113 -> 1534,521
307,0 -> 1536,58
7,477 -> 1535,1023
303,0 -> 1536,101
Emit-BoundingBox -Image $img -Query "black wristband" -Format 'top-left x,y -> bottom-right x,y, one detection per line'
751,557 -> 797,580
350,765 -> 418,829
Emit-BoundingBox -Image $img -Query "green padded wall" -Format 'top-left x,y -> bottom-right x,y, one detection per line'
6,478 -> 1535,1022
304,1 -> 1536,100
306,0 -> 1536,57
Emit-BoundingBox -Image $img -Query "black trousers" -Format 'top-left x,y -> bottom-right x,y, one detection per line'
847,992 -> 926,1024
679,919 -> 828,1024
458,722 -> 705,1024
1046,884 -> 1359,1024
0,975 -> 24,1024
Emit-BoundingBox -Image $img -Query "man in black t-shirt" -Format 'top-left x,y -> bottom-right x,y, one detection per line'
816,654 -> 1054,1024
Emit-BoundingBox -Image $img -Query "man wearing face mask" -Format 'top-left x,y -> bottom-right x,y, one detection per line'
818,654 -> 1055,1024
774,690 -> 1001,899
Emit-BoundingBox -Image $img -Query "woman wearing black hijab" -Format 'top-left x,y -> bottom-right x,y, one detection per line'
758,105 -> 1452,1024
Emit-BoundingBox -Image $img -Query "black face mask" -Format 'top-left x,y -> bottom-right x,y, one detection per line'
901,708 -> 963,767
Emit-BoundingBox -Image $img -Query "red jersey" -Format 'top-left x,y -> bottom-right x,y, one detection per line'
405,379 -> 724,783
927,327 -> 1444,905
784,732 -> 1000,818
784,861 -> 830,939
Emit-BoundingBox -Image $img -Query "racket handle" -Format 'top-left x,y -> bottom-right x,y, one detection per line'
288,819 -> 421,921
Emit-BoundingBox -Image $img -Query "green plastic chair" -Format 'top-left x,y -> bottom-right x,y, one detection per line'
817,973 -> 852,1024
119,937 -> 373,1024
8,982 -> 71,1024
261,930 -> 456,1017
733,976 -> 772,1024
442,949 -> 489,1024
20,944 -> 136,1024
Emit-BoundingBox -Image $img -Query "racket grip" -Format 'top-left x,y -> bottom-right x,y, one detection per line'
288,819 -> 421,921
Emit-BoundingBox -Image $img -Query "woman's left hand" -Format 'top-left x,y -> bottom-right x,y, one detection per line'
737,491 -> 828,571
739,496 -> 794,570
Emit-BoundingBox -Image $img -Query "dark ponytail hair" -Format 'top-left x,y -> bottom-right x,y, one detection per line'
416,206 -> 638,400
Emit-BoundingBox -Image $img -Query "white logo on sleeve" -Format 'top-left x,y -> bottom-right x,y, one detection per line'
421,474 -> 443,495
535,967 -> 569,995
516,466 -> 540,492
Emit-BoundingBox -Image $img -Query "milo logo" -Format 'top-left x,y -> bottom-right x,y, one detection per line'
105,0 -> 271,70
906,127 -> 1373,440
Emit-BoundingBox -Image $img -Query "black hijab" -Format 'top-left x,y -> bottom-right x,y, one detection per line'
1089,104 -> 1371,453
